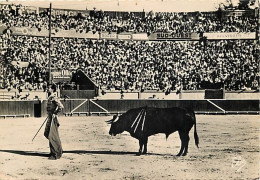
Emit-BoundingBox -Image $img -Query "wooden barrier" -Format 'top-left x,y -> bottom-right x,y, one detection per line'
0,100 -> 40,117
0,99 -> 259,117
212,100 -> 259,112
88,100 -> 221,114
39,99 -> 260,116
0,114 -> 30,119
41,99 -> 90,116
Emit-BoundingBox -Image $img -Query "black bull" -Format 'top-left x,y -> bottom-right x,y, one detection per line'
106,107 -> 199,156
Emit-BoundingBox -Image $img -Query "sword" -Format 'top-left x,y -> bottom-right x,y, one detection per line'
32,116 -> 49,142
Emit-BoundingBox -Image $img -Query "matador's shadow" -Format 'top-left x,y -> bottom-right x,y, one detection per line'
0,149 -> 164,157
0,149 -> 49,157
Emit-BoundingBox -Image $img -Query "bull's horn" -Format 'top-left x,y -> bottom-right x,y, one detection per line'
105,115 -> 118,124
112,115 -> 118,120
105,119 -> 113,124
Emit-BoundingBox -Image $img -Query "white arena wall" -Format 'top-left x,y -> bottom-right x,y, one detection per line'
225,92 -> 260,100
0,90 -> 259,100
96,90 -> 259,100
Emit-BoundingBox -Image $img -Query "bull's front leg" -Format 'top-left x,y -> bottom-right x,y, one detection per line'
137,137 -> 148,156
143,137 -> 148,154
137,139 -> 143,156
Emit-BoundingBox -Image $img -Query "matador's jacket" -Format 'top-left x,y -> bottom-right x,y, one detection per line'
44,93 -> 64,159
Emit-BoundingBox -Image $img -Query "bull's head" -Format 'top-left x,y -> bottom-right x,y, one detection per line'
106,115 -> 125,136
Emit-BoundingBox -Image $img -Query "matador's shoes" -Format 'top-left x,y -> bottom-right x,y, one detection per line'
48,154 -> 62,160
48,156 -> 57,160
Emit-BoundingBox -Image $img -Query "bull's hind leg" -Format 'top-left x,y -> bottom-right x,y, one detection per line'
182,134 -> 190,156
177,131 -> 185,156
182,122 -> 193,156
177,131 -> 190,156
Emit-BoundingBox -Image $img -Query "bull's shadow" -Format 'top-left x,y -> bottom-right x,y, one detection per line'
64,150 -> 137,155
0,149 -> 167,157
63,150 -> 164,156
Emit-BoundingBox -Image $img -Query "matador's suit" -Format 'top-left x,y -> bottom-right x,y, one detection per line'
44,94 -> 64,159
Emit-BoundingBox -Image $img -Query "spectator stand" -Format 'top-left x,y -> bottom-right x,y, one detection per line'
0,3 -> 259,104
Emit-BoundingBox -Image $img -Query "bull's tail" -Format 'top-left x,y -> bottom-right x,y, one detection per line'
193,112 -> 199,148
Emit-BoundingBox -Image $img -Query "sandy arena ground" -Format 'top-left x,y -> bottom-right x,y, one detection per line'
0,115 -> 259,179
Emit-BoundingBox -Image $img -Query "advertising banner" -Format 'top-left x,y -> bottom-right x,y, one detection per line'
10,27 -> 48,36
7,26 -> 99,39
204,32 -> 256,40
51,69 -> 72,79
132,33 -> 149,41
39,8 -> 88,17
149,32 -> 191,40
222,10 -> 255,17
53,30 -> 99,39
118,34 -> 132,40
190,33 -> 200,40
100,32 -> 117,40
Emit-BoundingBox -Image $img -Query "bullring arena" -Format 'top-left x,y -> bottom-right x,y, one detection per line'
0,115 -> 259,179
0,0 -> 259,179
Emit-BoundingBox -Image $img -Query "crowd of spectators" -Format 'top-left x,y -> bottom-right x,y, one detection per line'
0,32 -> 49,91
1,31 -> 259,92
0,3 -> 258,93
0,3 -> 257,35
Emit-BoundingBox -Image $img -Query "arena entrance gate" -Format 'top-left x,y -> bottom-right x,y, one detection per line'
64,99 -> 110,116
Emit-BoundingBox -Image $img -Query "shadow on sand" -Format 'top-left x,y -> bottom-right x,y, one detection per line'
0,149 -> 169,157
0,150 -> 49,157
